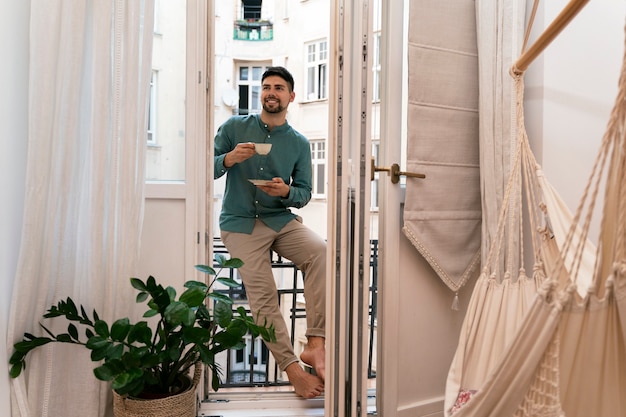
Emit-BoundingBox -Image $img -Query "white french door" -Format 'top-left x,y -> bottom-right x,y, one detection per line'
326,0 -> 373,416
137,0 -> 208,301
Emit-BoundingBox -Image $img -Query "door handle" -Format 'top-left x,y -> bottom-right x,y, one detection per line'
371,157 -> 425,183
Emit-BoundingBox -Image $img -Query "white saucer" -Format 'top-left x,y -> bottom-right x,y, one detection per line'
248,179 -> 271,186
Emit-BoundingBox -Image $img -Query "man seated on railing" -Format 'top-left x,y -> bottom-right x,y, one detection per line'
213,66 -> 326,399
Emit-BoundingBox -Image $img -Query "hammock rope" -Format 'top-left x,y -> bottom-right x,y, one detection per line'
446,19 -> 626,417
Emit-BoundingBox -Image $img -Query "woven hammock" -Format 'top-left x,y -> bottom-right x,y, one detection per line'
444,26 -> 626,417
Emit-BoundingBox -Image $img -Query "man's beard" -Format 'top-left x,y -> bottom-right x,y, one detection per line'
262,99 -> 285,113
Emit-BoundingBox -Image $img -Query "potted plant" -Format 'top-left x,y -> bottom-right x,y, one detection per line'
8,255 -> 275,416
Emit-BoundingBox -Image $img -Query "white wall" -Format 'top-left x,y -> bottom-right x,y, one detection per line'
525,0 -> 626,241
0,1 -> 30,416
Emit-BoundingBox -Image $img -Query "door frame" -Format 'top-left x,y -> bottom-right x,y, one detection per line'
376,0 -> 405,414
326,0 -> 373,416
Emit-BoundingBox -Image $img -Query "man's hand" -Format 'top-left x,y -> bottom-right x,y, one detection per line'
257,178 -> 290,198
224,142 -> 256,168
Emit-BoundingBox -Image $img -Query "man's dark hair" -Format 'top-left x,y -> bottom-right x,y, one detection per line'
262,66 -> 295,92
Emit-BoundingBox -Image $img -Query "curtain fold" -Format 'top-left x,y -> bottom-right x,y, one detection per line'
442,0 -> 529,413
7,1 -> 154,416
476,0 -> 527,275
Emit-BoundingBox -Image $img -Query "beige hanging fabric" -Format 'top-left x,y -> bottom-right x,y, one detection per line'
402,0 -> 482,293
445,26 -> 626,417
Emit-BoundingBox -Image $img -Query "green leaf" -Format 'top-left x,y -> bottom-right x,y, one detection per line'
93,363 -> 117,381
127,322 -> 152,344
167,346 -> 182,361
166,286 -> 176,301
130,277 -> 147,291
194,264 -> 216,276
179,287 -> 206,308
110,318 -> 130,342
86,336 -> 111,350
227,319 -> 248,338
182,327 -> 211,344
211,369 -> 221,391
195,304 -> 211,322
91,345 -> 111,362
164,301 -> 191,326
213,254 -> 227,267
214,301 -> 234,328
117,376 -> 146,397
143,309 -> 158,318
13,338 -> 51,352
146,275 -> 157,290
216,277 -> 242,288
94,320 -> 109,338
56,334 -> 73,343
198,344 -> 214,364
151,287 -> 171,311
221,257 -> 244,269
8,351 -> 25,366
107,344 -> 124,360
183,309 -> 196,327
65,298 -> 79,316
80,305 -> 90,322
184,280 -> 208,291
111,372 -> 132,390
208,292 -> 234,304
136,292 -> 148,303
9,362 -> 24,378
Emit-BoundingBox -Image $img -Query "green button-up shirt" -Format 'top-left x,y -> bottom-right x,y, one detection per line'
214,114 -> 313,234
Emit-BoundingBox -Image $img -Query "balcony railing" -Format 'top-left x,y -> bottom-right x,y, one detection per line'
233,20 -> 273,41
207,239 -> 378,393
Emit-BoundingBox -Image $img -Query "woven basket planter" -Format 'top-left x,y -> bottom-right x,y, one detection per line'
113,365 -> 201,417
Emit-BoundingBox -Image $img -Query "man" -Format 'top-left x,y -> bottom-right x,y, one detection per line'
214,66 -> 326,398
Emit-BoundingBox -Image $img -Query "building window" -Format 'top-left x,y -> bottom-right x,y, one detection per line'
241,0 -> 262,20
305,40 -> 328,101
310,140 -> 326,197
237,64 -> 267,115
234,0 -> 273,41
147,70 -> 157,144
230,335 -> 270,383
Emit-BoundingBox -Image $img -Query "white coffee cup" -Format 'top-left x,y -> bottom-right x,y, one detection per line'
255,143 -> 272,155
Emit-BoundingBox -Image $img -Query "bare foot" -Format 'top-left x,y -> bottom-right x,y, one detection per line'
285,362 -> 324,399
300,336 -> 326,381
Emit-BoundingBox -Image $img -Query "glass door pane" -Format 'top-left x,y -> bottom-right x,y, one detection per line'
146,0 -> 187,182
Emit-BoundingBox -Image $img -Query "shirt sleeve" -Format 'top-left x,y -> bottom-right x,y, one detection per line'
281,140 -> 312,208
214,120 -> 234,179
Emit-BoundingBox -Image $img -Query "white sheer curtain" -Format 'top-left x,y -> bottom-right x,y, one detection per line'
7,1 -> 154,416
476,0 -> 527,272
444,0 -> 527,414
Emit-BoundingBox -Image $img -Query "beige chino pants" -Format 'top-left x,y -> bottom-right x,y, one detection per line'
221,218 -> 326,372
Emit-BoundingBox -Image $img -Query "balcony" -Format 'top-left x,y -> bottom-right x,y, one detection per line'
205,239 -> 378,394
233,20 -> 273,41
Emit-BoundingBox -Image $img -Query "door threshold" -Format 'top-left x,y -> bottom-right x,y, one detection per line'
199,394 -> 325,417
198,393 -> 378,416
